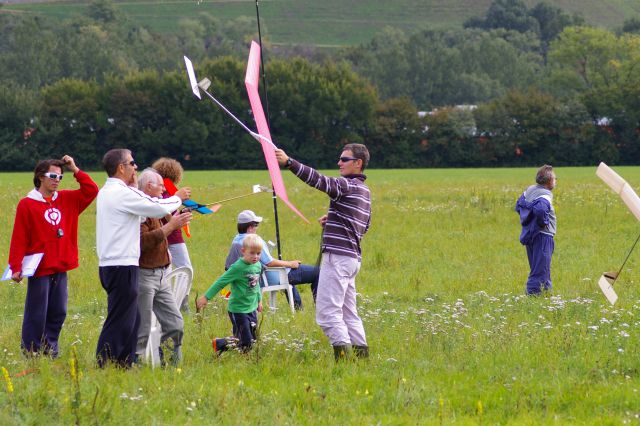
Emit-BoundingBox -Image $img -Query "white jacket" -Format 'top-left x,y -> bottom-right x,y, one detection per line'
96,178 -> 182,266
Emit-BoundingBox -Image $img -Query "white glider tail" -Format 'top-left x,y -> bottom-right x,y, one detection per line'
597,162 -> 640,221
595,162 -> 640,305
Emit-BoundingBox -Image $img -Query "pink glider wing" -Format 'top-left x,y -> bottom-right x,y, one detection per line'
245,41 -> 309,223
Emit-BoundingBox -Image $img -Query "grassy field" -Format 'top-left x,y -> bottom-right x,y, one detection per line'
2,0 -> 640,46
0,166 -> 640,424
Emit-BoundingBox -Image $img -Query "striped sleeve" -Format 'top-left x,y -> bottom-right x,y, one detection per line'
290,160 -> 345,199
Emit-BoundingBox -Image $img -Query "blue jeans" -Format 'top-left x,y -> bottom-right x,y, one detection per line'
288,264 -> 319,305
215,310 -> 258,353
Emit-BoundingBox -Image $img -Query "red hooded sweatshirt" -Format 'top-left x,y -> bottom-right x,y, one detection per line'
8,170 -> 98,277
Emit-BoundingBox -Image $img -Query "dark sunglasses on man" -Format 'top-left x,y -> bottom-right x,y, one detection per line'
339,156 -> 358,163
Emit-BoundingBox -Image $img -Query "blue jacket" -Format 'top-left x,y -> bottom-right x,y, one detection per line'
515,185 -> 555,245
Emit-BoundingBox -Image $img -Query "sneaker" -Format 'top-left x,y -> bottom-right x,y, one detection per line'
212,338 -> 219,357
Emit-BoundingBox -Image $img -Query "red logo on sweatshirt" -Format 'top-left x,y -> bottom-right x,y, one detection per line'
44,208 -> 61,226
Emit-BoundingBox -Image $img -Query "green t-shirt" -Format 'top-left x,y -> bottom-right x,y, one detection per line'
204,258 -> 262,313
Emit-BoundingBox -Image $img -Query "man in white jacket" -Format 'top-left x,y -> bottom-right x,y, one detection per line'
95,149 -> 190,368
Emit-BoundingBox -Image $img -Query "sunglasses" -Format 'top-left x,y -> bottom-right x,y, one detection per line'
43,172 -> 63,181
339,156 -> 359,163
122,160 -> 137,167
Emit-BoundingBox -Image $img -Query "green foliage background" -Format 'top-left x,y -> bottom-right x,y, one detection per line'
2,0 -> 640,169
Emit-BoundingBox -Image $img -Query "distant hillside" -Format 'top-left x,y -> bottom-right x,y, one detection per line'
2,0 -> 640,46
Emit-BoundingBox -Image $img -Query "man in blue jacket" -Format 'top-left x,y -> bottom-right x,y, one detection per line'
515,165 -> 557,295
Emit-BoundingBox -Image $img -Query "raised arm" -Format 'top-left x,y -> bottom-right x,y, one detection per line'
275,148 -> 346,199
61,155 -> 99,212
120,185 -> 184,218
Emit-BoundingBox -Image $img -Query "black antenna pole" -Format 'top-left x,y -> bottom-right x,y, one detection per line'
613,231 -> 640,284
255,0 -> 283,260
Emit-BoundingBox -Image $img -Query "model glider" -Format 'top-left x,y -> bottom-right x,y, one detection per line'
163,178 -> 213,238
595,162 -> 640,304
244,41 -> 309,223
186,185 -> 273,219
182,54 -> 309,224
163,178 -> 214,215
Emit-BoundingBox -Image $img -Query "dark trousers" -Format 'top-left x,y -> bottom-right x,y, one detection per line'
526,234 -> 554,295
96,266 -> 140,368
21,273 -> 68,357
215,311 -> 258,352
288,264 -> 320,305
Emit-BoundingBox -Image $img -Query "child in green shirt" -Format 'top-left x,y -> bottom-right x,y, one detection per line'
196,234 -> 264,353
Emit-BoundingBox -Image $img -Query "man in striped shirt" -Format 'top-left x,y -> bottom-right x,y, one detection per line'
276,144 -> 371,361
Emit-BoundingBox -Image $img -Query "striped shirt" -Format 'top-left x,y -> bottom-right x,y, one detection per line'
289,159 -> 371,260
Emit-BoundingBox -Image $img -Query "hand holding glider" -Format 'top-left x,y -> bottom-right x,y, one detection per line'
275,149 -> 289,167
175,187 -> 191,201
11,271 -> 22,283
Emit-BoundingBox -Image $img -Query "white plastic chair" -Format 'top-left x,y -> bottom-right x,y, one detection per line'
144,266 -> 193,367
261,267 -> 295,314
167,266 -> 192,310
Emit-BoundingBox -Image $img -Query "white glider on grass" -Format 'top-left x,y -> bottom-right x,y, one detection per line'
595,162 -> 640,304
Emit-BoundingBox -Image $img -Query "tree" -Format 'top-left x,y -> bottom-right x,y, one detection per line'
545,28 -> 640,164
473,89 -> 609,166
265,58 -> 378,168
85,0 -> 122,24
0,83 -> 40,170
621,17 -> 640,34
0,16 -> 62,87
341,27 -> 410,102
464,0 -> 539,34
529,2 -> 584,58
365,97 -> 425,168
38,79 -> 102,166
342,27 -> 542,109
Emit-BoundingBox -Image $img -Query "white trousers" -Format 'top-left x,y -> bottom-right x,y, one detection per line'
315,252 -> 367,346
169,243 -> 193,309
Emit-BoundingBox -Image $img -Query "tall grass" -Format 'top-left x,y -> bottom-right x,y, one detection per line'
0,167 -> 639,423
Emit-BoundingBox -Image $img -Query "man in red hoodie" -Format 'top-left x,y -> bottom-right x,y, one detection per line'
8,155 -> 98,357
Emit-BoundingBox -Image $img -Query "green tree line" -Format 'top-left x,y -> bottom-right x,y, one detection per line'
1,0 -> 640,169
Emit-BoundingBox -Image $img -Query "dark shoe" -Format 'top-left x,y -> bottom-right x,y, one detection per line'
333,344 -> 352,362
353,345 -> 369,359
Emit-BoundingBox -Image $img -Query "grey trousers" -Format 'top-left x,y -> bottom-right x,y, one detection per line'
315,252 -> 367,346
136,267 -> 184,362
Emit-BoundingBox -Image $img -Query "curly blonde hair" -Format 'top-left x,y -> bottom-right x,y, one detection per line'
151,157 -> 183,184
